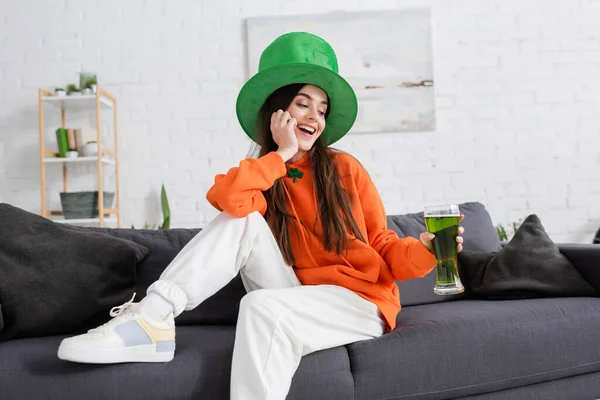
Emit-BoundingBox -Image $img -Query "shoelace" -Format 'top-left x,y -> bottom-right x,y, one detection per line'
109,292 -> 137,317
88,293 -> 137,333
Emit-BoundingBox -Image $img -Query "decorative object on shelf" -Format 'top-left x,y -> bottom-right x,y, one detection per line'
51,73 -> 99,98
55,128 -> 69,157
60,191 -> 115,219
79,72 -> 97,94
75,128 -> 97,153
66,83 -> 81,96
66,128 -> 78,152
66,151 -> 78,159
82,141 -> 99,157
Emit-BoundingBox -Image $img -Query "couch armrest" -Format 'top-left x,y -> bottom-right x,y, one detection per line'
559,244 -> 600,292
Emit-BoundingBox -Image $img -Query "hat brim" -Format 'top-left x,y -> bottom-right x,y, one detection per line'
236,64 -> 358,146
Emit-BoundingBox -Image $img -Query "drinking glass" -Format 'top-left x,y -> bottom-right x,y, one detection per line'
424,204 -> 464,295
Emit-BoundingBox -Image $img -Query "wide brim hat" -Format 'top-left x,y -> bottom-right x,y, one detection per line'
236,32 -> 358,146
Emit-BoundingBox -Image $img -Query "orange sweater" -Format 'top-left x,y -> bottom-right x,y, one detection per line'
206,150 -> 436,331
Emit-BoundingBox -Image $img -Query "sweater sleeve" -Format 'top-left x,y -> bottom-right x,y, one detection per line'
353,161 -> 436,281
206,151 -> 287,218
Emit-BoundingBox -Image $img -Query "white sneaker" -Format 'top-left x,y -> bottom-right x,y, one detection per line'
58,293 -> 175,364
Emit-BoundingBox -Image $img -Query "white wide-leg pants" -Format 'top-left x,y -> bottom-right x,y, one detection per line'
147,211 -> 385,400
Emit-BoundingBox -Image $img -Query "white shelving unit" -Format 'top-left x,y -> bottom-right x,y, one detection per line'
42,156 -> 116,166
41,94 -> 114,111
38,86 -> 121,227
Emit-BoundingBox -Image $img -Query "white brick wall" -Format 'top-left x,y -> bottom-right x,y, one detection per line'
1,0 -> 599,243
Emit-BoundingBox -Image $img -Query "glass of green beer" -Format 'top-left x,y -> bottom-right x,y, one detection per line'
424,204 -> 464,295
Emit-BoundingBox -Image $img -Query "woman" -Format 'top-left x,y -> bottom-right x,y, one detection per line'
58,32 -> 465,399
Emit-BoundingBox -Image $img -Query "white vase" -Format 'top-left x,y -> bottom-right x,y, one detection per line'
83,142 -> 99,157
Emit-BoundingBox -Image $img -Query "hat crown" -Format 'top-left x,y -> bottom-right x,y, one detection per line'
258,32 -> 339,74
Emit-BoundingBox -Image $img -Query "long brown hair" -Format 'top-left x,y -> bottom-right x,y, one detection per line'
253,83 -> 367,265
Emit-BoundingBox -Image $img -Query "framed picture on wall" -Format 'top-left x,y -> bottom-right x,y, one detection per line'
244,8 -> 435,134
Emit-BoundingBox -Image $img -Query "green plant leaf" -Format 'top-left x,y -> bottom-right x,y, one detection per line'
496,224 -> 508,241
512,219 -> 523,235
160,183 -> 171,229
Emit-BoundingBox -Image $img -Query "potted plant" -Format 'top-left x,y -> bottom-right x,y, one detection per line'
54,87 -> 66,97
66,83 -> 81,96
88,76 -> 98,93
79,73 -> 98,94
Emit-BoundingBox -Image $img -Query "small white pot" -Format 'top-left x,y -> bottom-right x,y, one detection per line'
55,90 -> 66,97
83,142 -> 99,157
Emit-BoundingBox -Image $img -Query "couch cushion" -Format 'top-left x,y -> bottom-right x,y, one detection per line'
0,203 -> 148,341
89,227 -> 247,326
0,326 -> 353,400
348,297 -> 600,400
389,202 -> 502,307
458,214 -> 596,299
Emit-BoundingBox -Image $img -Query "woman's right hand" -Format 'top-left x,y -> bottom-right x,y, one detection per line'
271,109 -> 298,161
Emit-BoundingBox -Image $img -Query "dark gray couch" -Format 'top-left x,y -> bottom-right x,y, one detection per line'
2,202 -> 600,399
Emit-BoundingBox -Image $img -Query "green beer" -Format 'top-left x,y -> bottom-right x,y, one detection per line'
424,205 -> 464,295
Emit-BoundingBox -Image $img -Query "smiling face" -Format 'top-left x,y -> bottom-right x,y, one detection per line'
286,84 -> 328,157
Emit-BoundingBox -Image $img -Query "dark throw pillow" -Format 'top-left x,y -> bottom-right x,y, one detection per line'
0,203 -> 149,341
458,214 -> 596,299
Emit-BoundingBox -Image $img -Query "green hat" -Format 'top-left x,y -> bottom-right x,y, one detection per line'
236,32 -> 358,146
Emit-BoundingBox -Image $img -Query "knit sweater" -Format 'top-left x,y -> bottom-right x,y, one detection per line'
206,150 -> 436,331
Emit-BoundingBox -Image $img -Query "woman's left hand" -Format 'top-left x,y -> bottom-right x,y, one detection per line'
420,214 -> 465,254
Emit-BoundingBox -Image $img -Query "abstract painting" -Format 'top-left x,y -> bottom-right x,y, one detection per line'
245,9 -> 435,134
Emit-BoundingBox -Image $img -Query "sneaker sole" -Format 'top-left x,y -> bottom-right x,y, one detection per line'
58,343 -> 174,364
